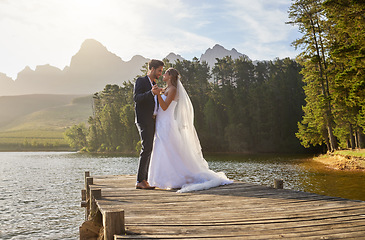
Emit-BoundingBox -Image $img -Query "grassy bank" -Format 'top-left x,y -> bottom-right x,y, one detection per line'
333,149 -> 365,158
0,130 -> 72,151
314,149 -> 365,171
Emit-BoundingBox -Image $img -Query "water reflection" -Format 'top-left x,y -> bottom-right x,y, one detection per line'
206,153 -> 365,201
296,160 -> 365,201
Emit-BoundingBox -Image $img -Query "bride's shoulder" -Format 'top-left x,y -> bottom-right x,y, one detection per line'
165,86 -> 177,96
169,86 -> 177,96
170,86 -> 177,92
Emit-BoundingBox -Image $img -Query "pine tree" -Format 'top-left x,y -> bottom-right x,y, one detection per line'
288,0 -> 337,151
324,0 -> 365,148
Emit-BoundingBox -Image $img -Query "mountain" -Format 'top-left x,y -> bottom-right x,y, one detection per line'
165,52 -> 185,63
63,39 -> 130,94
200,44 -> 248,68
0,39 -> 150,96
0,73 -> 15,95
14,65 -> 64,95
0,40 -> 249,96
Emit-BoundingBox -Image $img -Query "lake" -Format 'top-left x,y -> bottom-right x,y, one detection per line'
0,152 -> 364,239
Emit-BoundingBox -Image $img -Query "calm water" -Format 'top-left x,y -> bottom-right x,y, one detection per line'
0,152 -> 364,239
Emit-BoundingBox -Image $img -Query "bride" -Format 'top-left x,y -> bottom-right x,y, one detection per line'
148,67 -> 233,193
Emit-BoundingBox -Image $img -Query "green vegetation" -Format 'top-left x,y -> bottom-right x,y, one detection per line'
334,149 -> 365,158
66,57 -> 307,153
0,130 -> 69,151
0,95 -> 92,151
288,0 -> 365,152
64,82 -> 139,153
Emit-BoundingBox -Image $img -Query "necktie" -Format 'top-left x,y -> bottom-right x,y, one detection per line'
152,80 -> 158,114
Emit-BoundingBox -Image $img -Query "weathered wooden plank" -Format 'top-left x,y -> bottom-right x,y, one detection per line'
116,223 -> 365,239
82,175 -> 365,240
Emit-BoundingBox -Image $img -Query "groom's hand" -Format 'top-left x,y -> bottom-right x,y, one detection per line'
152,86 -> 160,95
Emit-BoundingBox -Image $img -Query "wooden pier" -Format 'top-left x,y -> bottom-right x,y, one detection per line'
80,173 -> 365,239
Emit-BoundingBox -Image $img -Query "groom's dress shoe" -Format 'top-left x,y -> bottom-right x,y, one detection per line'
136,180 -> 155,190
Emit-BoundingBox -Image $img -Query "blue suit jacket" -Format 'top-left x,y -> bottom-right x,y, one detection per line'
133,75 -> 155,124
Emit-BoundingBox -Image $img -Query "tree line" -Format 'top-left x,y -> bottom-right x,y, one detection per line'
64,56 -> 307,153
288,0 -> 364,151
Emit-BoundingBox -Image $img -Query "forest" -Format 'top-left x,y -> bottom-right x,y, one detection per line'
288,0 -> 364,151
65,0 -> 364,154
64,57 -> 306,153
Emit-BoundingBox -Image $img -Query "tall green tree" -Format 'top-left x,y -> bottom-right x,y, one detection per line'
288,0 -> 337,152
324,0 -> 365,148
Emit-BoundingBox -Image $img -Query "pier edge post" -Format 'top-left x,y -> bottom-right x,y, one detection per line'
274,179 -> 283,189
89,188 -> 102,220
103,210 -> 125,240
81,189 -> 87,208
85,177 -> 94,219
86,177 -> 94,199
85,171 -> 90,180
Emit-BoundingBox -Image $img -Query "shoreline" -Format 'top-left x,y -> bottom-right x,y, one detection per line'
313,151 -> 365,171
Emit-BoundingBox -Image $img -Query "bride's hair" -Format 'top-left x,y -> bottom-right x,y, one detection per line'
166,68 -> 179,88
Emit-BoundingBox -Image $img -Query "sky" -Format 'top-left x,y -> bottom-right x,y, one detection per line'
0,0 -> 301,79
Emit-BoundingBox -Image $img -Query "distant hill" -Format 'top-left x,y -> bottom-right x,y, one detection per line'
0,94 -> 92,131
0,40 -> 248,96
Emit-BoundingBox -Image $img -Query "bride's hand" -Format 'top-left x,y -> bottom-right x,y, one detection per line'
152,86 -> 160,95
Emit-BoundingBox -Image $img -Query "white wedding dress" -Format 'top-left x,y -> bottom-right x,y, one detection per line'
148,81 -> 232,193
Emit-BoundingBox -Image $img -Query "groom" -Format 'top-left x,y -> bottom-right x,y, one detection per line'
134,59 -> 164,189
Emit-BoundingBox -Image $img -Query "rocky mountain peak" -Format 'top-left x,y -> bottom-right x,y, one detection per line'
165,52 -> 185,63
0,40 -> 251,96
79,39 -> 107,53
69,39 -> 123,70
200,44 -> 247,67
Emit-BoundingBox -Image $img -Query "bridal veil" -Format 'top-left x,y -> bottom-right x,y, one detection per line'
174,80 -> 232,192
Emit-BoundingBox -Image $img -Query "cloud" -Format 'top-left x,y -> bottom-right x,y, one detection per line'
88,0 -> 217,60
0,0 -> 300,79
221,0 -> 300,60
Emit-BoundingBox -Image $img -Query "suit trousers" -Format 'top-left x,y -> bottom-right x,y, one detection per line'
136,120 -> 155,182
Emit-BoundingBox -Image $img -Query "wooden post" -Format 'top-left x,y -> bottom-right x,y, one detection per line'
90,188 -> 102,217
91,188 -> 102,200
84,171 -> 90,199
103,210 -> 125,240
85,171 -> 90,180
81,189 -> 86,201
81,189 -> 87,207
274,179 -> 283,189
85,177 -> 93,200
85,177 -> 93,219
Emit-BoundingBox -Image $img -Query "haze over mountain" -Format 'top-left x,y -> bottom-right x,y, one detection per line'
0,39 -> 247,96
0,94 -> 89,131
165,52 -> 185,63
200,44 -> 248,68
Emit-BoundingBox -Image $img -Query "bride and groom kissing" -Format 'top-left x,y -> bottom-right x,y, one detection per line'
134,59 -> 232,193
